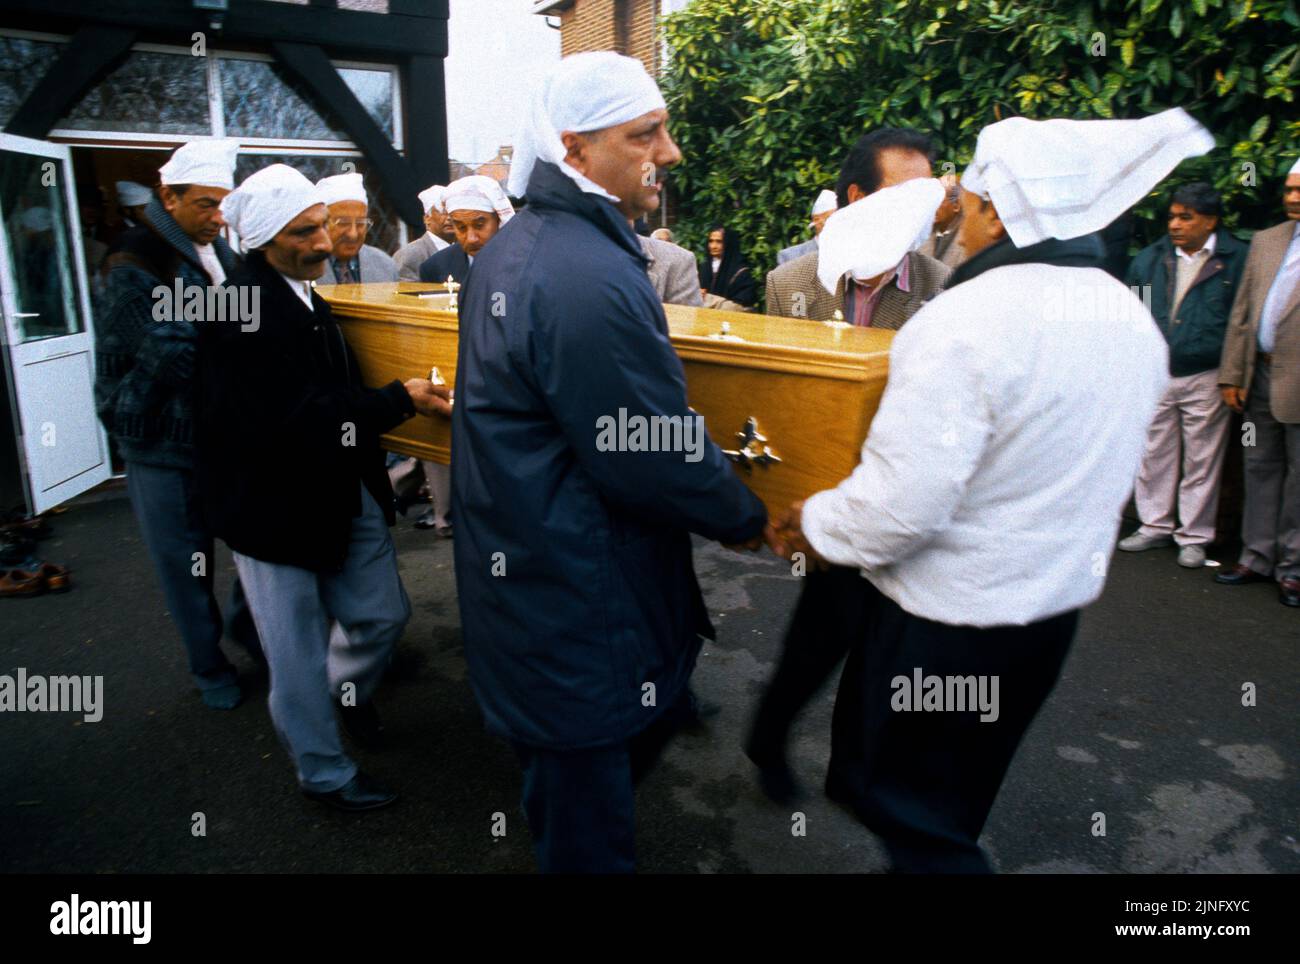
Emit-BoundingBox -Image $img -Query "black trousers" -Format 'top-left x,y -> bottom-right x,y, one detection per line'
747,565 -> 870,762
829,582 -> 1078,873
512,688 -> 693,874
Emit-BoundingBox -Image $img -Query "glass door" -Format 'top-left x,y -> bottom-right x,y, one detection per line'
0,133 -> 110,514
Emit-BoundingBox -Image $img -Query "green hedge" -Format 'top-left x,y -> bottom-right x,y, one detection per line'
661,0 -> 1300,294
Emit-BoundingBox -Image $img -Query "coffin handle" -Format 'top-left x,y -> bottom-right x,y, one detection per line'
721,416 -> 782,473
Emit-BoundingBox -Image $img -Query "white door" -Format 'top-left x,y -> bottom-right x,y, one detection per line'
0,133 -> 111,514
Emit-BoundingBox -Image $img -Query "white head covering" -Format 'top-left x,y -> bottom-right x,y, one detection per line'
158,139 -> 239,190
315,172 -> 367,207
418,184 -> 447,216
509,51 -> 666,201
1289,157 -> 1300,176
221,164 -> 326,253
115,181 -> 153,207
811,189 -> 838,216
443,175 -> 515,224
961,107 -> 1214,248
817,178 -> 944,294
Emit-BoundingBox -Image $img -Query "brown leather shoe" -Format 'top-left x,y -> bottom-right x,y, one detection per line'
1214,564 -> 1271,586
0,568 -> 45,597
1280,578 -> 1300,608
37,562 -> 71,593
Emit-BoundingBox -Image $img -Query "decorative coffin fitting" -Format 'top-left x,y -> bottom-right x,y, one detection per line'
318,282 -> 893,514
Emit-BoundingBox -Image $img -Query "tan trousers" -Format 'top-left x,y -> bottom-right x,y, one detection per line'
1134,368 -> 1231,547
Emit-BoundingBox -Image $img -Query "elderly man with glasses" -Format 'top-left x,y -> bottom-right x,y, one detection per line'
314,172 -> 398,284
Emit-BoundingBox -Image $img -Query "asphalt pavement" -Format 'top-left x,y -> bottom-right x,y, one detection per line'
1,482 -> 1296,873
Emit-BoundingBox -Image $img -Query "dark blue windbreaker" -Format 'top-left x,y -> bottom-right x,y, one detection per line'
451,161 -> 767,750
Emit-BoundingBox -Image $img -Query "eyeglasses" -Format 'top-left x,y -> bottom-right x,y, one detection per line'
327,218 -> 373,231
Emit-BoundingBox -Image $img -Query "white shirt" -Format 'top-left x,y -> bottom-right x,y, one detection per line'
711,257 -> 721,273
1173,229 -> 1216,262
803,262 -> 1169,627
281,271 -> 314,311
1257,221 -> 1300,353
194,242 -> 225,285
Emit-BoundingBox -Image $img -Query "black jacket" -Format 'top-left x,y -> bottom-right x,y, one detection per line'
196,250 -> 415,572
418,243 -> 471,284
1125,229 -> 1246,377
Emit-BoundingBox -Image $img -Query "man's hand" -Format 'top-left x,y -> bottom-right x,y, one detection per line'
764,500 -> 826,567
1221,385 -> 1246,413
404,379 -> 453,418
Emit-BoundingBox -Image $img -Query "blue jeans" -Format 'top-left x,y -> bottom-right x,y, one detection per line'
125,461 -> 260,690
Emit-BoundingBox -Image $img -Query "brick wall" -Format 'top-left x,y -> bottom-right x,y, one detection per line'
559,0 -> 659,75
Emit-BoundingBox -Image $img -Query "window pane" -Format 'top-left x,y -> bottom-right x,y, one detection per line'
221,58 -> 343,141
0,37 -> 63,129
61,50 -> 210,135
233,153 -> 404,255
339,67 -> 394,141
0,150 -> 84,342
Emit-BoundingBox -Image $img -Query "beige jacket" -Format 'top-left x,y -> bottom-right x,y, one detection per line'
1219,220 -> 1300,423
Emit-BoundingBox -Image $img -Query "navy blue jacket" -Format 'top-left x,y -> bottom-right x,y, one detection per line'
1125,229 -> 1246,377
451,161 -> 767,750
418,243 -> 470,284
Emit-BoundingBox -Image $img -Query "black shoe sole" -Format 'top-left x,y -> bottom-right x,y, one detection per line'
302,792 -> 398,812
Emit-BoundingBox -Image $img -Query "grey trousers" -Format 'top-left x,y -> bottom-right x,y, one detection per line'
1240,361 -> 1300,580
125,461 -> 261,690
233,484 -> 410,792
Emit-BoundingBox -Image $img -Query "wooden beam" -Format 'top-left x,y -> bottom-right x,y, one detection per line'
3,23 -> 137,139
0,0 -> 447,58
270,40 -> 425,230
405,54 -> 449,192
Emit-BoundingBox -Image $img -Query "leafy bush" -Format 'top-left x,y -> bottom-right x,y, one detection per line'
661,0 -> 1300,295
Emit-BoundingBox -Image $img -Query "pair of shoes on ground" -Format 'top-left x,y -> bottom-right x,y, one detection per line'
413,509 -> 452,537
0,562 -> 71,597
1117,531 -> 1207,568
1215,565 -> 1300,606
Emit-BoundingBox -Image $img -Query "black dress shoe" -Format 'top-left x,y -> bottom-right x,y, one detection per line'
743,738 -> 803,806
1214,564 -> 1271,586
337,699 -> 385,748
302,772 -> 398,812
1280,578 -> 1300,608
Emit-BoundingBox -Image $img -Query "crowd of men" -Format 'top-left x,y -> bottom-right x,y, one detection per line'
90,49 -> 1299,874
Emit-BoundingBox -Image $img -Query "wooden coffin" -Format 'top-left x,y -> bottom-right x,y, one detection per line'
319,282 -> 893,514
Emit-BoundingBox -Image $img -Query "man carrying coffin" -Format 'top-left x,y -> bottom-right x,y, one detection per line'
417,175 -> 515,285
768,108 -> 1212,872
198,165 -> 449,811
94,138 -> 262,711
451,52 -> 766,873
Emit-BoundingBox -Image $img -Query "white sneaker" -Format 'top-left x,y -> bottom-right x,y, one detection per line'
1177,545 -> 1207,568
1118,531 -> 1174,552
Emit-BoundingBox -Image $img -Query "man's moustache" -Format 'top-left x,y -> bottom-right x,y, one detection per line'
304,252 -> 330,264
